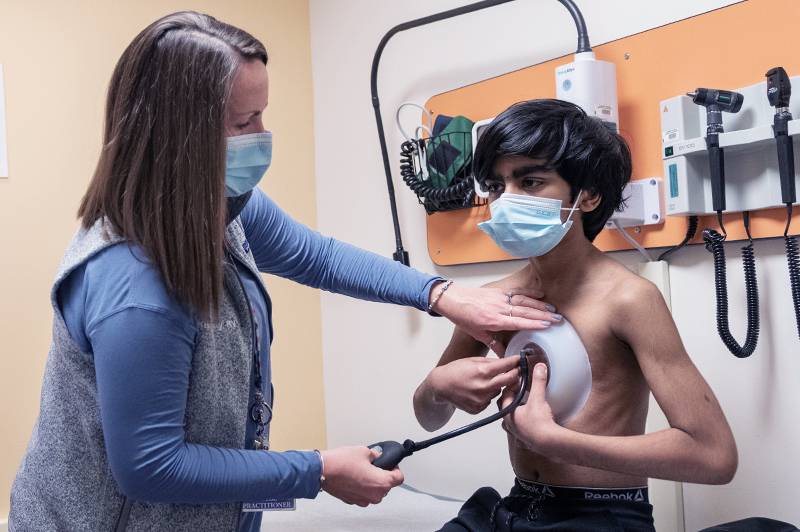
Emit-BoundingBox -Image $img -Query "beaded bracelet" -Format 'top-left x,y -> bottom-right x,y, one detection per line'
428,279 -> 454,312
314,450 -> 325,492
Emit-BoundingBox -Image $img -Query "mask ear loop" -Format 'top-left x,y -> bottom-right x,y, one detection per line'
561,190 -> 583,229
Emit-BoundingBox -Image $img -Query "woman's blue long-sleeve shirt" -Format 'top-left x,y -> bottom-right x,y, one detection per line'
57,188 -> 439,530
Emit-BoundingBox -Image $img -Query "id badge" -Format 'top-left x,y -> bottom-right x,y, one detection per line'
243,498 -> 296,512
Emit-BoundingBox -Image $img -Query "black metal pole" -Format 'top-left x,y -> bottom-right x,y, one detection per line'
370,0 -> 592,264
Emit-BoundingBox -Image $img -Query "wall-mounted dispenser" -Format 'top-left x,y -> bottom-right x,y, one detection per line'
555,51 -> 619,132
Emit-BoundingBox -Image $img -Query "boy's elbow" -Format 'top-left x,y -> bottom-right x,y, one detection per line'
716,448 -> 738,485
706,441 -> 738,485
412,385 -> 449,432
413,401 -> 448,433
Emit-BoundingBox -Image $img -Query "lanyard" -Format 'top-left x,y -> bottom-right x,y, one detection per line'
227,250 -> 272,450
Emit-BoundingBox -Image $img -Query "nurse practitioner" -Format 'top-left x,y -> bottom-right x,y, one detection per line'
9,11 -> 557,532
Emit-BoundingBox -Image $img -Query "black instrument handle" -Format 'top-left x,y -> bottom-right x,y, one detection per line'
369,439 -> 414,470
776,134 -> 796,205
708,145 -> 726,213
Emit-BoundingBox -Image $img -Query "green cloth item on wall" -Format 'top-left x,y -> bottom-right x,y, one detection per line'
425,115 -> 474,189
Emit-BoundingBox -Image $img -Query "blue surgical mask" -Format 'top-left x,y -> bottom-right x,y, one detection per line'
477,192 -> 582,258
225,132 -> 273,197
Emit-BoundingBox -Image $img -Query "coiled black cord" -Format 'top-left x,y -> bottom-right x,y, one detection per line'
399,139 -> 419,189
658,215 -> 698,261
399,140 -> 475,213
784,206 -> 800,340
702,212 -> 760,358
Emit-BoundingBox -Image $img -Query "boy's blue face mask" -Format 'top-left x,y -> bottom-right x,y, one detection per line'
225,132 -> 273,197
478,191 -> 582,258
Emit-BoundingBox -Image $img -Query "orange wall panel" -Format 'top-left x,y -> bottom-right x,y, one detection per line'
424,0 -> 800,265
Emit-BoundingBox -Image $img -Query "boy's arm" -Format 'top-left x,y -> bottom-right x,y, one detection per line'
413,327 -> 521,432
500,280 -> 738,484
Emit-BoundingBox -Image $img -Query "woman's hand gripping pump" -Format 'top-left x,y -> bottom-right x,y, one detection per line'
369,351 -> 532,470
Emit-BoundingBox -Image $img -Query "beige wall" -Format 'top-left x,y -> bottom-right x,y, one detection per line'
0,0 -> 324,519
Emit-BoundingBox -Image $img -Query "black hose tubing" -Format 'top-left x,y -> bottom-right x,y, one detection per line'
703,228 -> 760,358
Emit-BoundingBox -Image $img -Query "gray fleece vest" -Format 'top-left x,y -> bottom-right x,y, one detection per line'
10,217 -> 265,532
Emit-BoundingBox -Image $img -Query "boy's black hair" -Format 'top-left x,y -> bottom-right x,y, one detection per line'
473,99 -> 632,242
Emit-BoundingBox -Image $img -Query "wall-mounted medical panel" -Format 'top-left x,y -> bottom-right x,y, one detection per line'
662,77 -> 800,216
423,0 -> 800,266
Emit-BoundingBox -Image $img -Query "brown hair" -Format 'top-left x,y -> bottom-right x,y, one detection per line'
79,12 -> 268,320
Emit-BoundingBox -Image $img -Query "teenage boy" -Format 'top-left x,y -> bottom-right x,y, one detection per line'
413,99 -> 737,532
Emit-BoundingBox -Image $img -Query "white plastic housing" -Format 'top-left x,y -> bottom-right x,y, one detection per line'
555,52 -> 619,132
472,118 -> 494,198
605,178 -> 666,229
660,75 -> 800,216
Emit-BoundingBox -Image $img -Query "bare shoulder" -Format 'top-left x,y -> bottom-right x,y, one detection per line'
594,258 -> 665,316
481,265 -> 533,291
593,259 -> 682,360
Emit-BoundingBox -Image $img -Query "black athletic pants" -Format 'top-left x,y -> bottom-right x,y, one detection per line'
437,479 -> 656,532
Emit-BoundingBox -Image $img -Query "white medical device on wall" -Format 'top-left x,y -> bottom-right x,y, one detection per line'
555,51 -> 619,132
605,178 -> 665,229
473,49 -> 620,199
660,71 -> 800,357
661,75 -> 800,217
472,118 -> 494,200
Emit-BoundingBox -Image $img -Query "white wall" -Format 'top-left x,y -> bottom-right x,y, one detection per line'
309,1 -> 799,530
667,237 -> 800,530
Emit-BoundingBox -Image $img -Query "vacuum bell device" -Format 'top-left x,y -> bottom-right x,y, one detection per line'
370,319 -> 591,470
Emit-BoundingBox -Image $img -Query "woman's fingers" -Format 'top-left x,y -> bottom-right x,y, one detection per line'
497,288 -> 561,333
504,289 -> 561,324
508,289 -> 551,311
323,446 -> 404,507
432,284 -> 561,346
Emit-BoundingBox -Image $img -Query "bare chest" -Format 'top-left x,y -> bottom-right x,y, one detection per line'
507,296 -> 651,486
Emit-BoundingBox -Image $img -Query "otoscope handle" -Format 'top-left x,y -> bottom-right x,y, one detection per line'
369,439 -> 414,470
776,131 -> 796,205
767,68 -> 795,204
708,145 -> 726,213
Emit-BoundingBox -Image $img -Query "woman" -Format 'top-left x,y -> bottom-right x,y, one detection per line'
9,11 -> 557,532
